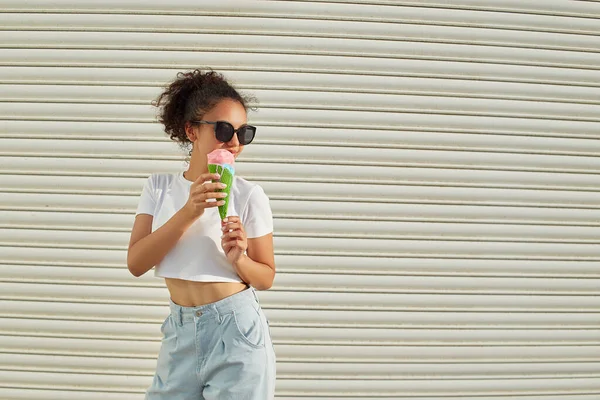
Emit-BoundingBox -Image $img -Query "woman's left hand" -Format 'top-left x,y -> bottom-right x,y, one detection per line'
221,216 -> 248,266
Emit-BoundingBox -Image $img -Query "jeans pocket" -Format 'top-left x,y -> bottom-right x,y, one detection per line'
154,315 -> 178,387
160,317 -> 167,335
160,314 -> 172,336
232,306 -> 265,349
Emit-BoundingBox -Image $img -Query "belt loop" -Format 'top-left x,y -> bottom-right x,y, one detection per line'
251,287 -> 260,304
178,306 -> 184,326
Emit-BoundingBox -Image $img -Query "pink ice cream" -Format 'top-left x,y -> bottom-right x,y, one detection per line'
207,149 -> 235,166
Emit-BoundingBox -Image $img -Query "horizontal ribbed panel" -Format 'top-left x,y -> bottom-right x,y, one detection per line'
4,352 -> 600,380
2,266 -> 600,294
2,103 -> 599,139
3,31 -> 600,69
1,393 -> 600,400
2,299 -> 599,327
3,85 -> 600,122
1,1 -> 599,398
2,282 -> 600,311
1,371 -> 599,397
1,0 -> 599,23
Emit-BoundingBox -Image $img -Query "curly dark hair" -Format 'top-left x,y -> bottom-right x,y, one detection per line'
153,69 -> 251,146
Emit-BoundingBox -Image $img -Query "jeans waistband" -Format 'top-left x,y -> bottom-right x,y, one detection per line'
169,286 -> 259,325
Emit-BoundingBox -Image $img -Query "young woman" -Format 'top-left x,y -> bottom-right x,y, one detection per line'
127,69 -> 276,399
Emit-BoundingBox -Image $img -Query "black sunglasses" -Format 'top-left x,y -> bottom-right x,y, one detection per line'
191,120 -> 256,145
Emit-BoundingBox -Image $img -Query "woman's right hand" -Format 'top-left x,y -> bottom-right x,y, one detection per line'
183,172 -> 228,219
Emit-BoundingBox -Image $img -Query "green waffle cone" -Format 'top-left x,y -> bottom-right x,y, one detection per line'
208,163 -> 234,220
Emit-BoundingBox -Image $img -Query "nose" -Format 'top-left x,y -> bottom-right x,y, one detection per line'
227,131 -> 240,147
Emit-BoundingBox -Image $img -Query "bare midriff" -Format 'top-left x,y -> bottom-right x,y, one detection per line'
165,278 -> 248,307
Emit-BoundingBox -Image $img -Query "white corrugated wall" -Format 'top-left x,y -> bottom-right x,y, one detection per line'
1,1 -> 600,398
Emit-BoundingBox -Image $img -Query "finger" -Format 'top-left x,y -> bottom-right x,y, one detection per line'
223,216 -> 240,224
222,221 -> 242,232
193,182 -> 227,194
222,239 -> 244,251
193,191 -> 228,201
194,199 -> 225,208
204,181 -> 228,191
222,231 -> 244,241
194,172 -> 221,185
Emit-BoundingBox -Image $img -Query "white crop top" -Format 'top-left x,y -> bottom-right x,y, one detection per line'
135,171 -> 273,282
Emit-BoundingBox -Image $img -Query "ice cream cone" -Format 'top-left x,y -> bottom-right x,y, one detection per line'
207,149 -> 235,220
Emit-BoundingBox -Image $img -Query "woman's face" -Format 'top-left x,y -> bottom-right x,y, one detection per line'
188,98 -> 248,160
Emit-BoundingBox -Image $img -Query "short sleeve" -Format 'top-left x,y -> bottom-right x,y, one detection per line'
135,175 -> 157,216
242,185 -> 274,239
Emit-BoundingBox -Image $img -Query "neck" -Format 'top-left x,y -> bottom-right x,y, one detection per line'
184,152 -> 208,182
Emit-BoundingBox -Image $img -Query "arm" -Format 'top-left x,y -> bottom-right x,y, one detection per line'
127,172 -> 226,277
236,233 -> 276,290
127,208 -> 196,277
221,217 -> 276,290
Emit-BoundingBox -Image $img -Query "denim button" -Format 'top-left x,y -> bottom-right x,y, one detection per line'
195,311 -> 202,317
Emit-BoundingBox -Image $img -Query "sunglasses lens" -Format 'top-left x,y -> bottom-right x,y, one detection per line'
212,121 -> 255,145
239,126 -> 256,145
215,122 -> 234,142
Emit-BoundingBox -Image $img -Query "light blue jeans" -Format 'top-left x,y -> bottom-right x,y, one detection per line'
145,287 -> 276,399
